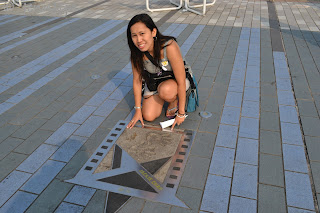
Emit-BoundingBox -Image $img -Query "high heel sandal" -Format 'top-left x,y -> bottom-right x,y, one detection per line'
166,100 -> 178,119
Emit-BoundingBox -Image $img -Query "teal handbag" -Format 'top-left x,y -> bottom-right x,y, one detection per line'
185,67 -> 199,112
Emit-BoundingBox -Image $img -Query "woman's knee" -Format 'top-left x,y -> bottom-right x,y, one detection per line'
143,110 -> 160,121
158,82 -> 177,100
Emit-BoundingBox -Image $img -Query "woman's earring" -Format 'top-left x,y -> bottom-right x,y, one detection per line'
153,36 -> 157,41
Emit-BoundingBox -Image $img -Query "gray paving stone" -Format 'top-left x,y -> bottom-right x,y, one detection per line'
260,111 -> 280,132
261,63 -> 276,83
209,146 -> 235,177
117,197 -> 145,213
239,117 -> 259,139
198,76 -> 214,89
14,129 -> 53,155
45,122 -> 80,146
198,112 -> 220,133
206,95 -> 225,114
314,94 -> 320,113
259,154 -> 284,187
258,184 -> 286,213
21,160 -> 66,194
225,91 -> 242,108
310,161 -> 320,193
281,122 -> 303,146
260,130 -> 282,156
16,144 -> 58,173
93,99 -> 120,117
212,82 -> 228,97
0,124 -> 20,143
51,135 -> 87,162
0,191 -> 37,213
300,116 -> 320,137
10,106 -> 52,128
63,95 -> 89,113
141,201 -> 170,213
115,91 -> 135,112
287,207 -> 315,213
276,78 -> 292,91
228,78 -> 244,93
235,137 -> 258,165
229,196 -> 256,213
279,105 -> 299,124
55,150 -> 90,180
245,66 -> 260,87
0,137 -> 23,160
85,90 -> 111,107
200,174 -> 231,213
283,143 -> 308,173
100,78 -> 123,92
297,99 -> 319,117
215,124 -> 238,148
203,66 -> 219,77
261,83 -> 277,97
40,111 -> 73,131
108,86 -> 132,101
241,100 -> 259,118
83,190 -> 107,213
0,170 -> 32,207
261,95 -> 278,112
55,202 -> 84,213
198,88 -> 211,104
79,126 -> 110,151
285,171 -> 315,211
11,118 -> 47,139
243,87 -> 259,102
171,186 -> 202,213
190,132 -> 216,159
64,185 -> 96,206
0,152 -> 27,182
231,163 -> 257,199
305,136 -> 320,162
67,105 -> 97,124
215,72 -> 232,85
57,86 -> 83,102
180,155 -> 210,190
80,82 -> 106,97
74,77 -> 95,89
100,109 -> 130,129
73,115 -> 105,137
230,69 -> 245,81
278,90 -> 296,106
221,106 -> 240,126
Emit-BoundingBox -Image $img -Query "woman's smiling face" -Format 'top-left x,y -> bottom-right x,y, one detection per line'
130,22 -> 157,53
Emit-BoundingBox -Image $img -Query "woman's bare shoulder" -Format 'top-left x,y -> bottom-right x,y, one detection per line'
166,40 -> 181,57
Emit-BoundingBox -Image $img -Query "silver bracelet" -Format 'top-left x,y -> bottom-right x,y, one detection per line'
176,113 -> 186,118
134,106 -> 142,109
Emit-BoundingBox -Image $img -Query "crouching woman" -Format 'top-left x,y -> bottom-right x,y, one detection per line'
126,14 -> 190,130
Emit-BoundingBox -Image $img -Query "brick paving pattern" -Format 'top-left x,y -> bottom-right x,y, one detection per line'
0,0 -> 320,212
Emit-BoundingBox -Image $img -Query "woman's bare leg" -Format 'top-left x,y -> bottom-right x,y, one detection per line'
142,95 -> 164,121
142,79 -> 178,121
158,79 -> 178,117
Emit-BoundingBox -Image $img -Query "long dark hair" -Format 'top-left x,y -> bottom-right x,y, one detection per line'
127,14 -> 176,80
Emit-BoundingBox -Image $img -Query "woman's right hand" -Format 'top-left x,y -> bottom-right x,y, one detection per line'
127,109 -> 144,129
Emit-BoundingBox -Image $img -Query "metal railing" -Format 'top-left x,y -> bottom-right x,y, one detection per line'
146,0 -> 183,12
146,0 -> 216,15
0,0 -> 35,8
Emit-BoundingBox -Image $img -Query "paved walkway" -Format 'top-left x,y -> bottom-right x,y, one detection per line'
0,0 -> 320,212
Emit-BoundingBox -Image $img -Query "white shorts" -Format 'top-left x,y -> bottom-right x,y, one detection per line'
143,78 -> 190,97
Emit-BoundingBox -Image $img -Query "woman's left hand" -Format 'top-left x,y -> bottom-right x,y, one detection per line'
171,115 -> 185,130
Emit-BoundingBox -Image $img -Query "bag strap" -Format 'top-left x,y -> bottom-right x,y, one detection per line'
144,51 -> 160,68
145,51 -> 197,89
